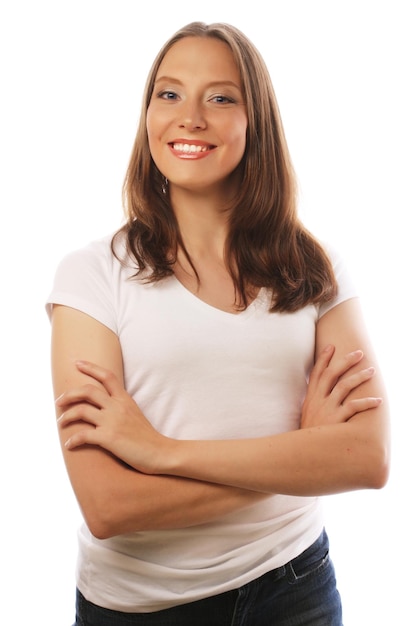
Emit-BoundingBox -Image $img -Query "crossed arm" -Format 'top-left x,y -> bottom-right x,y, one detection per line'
51,305 -> 271,538
51,298 -> 390,539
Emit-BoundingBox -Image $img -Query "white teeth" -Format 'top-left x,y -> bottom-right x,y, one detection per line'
172,143 -> 209,153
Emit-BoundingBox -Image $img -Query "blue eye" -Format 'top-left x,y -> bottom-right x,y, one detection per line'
157,90 -> 179,101
211,95 -> 235,104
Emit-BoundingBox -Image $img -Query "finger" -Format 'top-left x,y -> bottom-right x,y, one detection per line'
340,396 -> 383,421
310,348 -> 363,398
330,366 -> 376,404
64,429 -> 103,450
75,360 -> 123,396
321,349 -> 365,393
56,383 -> 109,409
57,403 -> 101,428
309,345 -> 335,384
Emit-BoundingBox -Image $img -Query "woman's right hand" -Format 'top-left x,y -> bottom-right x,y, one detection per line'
51,304 -> 267,538
301,344 -> 382,430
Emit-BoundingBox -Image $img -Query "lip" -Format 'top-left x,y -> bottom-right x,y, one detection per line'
168,139 -> 216,159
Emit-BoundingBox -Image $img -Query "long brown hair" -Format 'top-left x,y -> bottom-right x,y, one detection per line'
113,21 -> 337,312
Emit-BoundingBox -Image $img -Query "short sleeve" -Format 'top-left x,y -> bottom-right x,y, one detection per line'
45,235 -> 118,333
317,244 -> 359,319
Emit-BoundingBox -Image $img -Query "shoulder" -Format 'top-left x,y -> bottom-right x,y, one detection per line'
46,232 -> 131,331
57,233 -> 117,272
52,231 -> 138,282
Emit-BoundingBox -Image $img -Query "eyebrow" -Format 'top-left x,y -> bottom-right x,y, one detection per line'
154,76 -> 241,90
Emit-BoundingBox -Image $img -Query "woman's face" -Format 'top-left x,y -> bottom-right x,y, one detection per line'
146,36 -> 248,198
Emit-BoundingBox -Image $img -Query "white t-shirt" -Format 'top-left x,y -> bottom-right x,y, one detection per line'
46,233 -> 358,612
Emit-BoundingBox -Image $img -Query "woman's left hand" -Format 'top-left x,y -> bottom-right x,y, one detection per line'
56,360 -> 168,474
301,344 -> 382,430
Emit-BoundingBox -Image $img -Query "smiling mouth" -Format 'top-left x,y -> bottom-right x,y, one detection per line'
170,142 -> 215,154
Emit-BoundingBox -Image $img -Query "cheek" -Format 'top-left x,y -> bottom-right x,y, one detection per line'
228,111 -> 247,142
230,119 -> 247,158
146,103 -> 165,136
146,111 -> 162,162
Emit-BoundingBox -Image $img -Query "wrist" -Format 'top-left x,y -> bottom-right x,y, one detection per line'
152,435 -> 182,475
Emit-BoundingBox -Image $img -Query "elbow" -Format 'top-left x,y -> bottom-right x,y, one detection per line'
87,521 -> 115,541
79,497 -> 130,540
362,443 -> 391,491
83,509 -> 118,540
351,415 -> 391,491
80,492 -> 152,539
366,466 -> 389,491
371,455 -> 390,490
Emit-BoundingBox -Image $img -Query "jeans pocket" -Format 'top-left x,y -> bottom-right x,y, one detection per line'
287,529 -> 331,583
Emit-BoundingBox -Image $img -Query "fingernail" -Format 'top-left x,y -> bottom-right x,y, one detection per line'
75,360 -> 88,367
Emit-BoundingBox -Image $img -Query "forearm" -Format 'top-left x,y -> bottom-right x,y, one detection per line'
60,351 -> 389,500
50,307 -> 267,538
161,416 -> 390,496
65,446 -> 268,539
55,300 -> 391,506
104,471 -> 267,535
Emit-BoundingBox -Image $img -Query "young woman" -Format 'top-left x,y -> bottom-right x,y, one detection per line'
48,21 -> 390,626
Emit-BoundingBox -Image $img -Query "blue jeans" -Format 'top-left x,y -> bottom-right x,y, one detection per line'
74,529 -> 342,625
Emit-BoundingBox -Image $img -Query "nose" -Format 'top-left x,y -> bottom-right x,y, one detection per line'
178,101 -> 207,131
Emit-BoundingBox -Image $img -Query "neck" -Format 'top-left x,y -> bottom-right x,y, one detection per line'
169,186 -> 232,260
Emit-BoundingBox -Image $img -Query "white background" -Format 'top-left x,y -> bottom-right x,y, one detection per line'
1,1 -> 415,624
